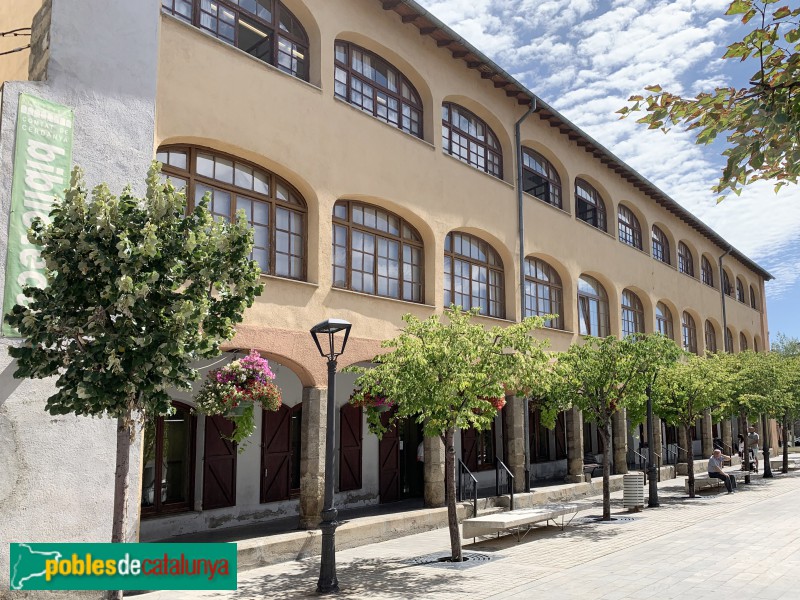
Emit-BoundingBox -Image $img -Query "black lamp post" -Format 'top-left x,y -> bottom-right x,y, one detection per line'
646,383 -> 659,508
310,318 -> 352,595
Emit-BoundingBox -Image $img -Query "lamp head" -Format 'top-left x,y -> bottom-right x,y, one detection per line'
310,318 -> 352,360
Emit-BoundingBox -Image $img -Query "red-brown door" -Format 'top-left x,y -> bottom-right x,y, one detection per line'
261,404 -> 291,503
461,428 -> 478,472
202,415 -> 237,510
378,412 -> 399,503
340,404 -> 362,492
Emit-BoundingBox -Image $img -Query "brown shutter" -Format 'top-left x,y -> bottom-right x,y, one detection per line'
555,411 -> 567,459
378,411 -> 399,503
461,428 -> 478,472
261,404 -> 291,503
202,415 -> 237,510
339,404 -> 362,492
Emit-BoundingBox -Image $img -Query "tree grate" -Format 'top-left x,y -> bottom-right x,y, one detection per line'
575,515 -> 637,524
403,551 -> 499,570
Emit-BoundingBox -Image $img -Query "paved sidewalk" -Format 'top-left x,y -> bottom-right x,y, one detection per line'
136,472 -> 800,599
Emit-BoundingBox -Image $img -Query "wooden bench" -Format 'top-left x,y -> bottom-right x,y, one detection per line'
583,454 -> 602,479
684,471 -> 744,493
462,503 -> 581,542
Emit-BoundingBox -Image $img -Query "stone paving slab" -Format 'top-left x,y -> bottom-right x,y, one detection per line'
135,471 -> 800,599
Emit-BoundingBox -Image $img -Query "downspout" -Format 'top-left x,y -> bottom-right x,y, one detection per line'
516,98 -> 536,493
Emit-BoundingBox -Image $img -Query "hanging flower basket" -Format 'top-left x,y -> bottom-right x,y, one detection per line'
350,390 -> 395,413
195,350 -> 282,448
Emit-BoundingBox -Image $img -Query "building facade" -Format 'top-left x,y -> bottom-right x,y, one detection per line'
0,0 -> 773,567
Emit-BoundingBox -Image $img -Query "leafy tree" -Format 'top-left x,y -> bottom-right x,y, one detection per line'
551,334 -> 677,520
766,338 -> 800,470
4,165 -> 262,574
772,332 -> 800,357
717,350 -> 784,475
653,354 -> 728,497
347,306 -> 552,562
618,1 -> 800,200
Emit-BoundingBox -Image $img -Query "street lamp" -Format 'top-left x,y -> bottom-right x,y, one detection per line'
310,318 -> 352,595
646,383 -> 659,508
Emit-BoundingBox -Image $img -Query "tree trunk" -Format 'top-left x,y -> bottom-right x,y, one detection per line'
741,412 -> 749,472
783,413 -> 789,474
685,424 -> 695,498
443,427 -> 462,562
109,411 -> 133,600
600,423 -> 611,521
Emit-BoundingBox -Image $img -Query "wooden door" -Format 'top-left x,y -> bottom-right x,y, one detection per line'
339,404 -> 362,492
461,428 -> 478,472
378,411 -> 399,503
261,404 -> 291,503
202,415 -> 237,510
555,411 -> 567,459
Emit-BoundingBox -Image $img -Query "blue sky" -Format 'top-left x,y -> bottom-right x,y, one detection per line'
417,0 -> 800,342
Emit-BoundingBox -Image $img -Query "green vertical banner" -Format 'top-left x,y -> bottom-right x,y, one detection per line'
2,93 -> 74,336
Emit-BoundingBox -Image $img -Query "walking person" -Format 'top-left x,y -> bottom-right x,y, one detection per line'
748,426 -> 760,472
708,449 -> 737,494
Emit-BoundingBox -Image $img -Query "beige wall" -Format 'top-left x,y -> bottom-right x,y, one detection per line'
0,0 -> 41,85
155,0 -> 768,386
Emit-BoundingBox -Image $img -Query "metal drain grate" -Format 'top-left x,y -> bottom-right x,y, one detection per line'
575,515 -> 637,524
404,551 -> 499,570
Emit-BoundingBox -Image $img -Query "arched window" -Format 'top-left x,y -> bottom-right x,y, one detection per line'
750,285 -> 758,309
740,333 -> 748,351
682,312 -> 697,354
618,205 -> 642,250
578,275 -> 610,337
333,201 -> 423,302
678,242 -> 694,277
704,320 -> 717,353
656,302 -> 673,339
334,41 -> 422,138
621,289 -> 645,337
701,256 -> 714,287
444,232 -> 504,318
652,226 -> 670,264
524,257 -> 563,329
736,278 -> 746,303
522,149 -> 561,209
575,179 -> 607,232
158,146 -> 306,279
141,402 -> 196,516
725,328 -> 734,353
442,103 -> 502,178
723,271 -> 734,297
161,0 -> 309,80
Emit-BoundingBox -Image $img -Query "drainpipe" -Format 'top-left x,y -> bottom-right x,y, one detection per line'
516,98 -> 536,493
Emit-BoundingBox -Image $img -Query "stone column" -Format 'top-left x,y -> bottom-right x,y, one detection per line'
722,419 -> 733,456
565,408 -> 585,483
299,386 -> 326,529
701,410 -> 714,458
424,435 -> 445,507
503,396 -> 526,492
677,425 -> 688,475
612,409 -> 628,475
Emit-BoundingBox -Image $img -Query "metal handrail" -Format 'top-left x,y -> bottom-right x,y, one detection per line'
663,444 -> 678,465
495,458 -> 515,511
458,459 -> 478,518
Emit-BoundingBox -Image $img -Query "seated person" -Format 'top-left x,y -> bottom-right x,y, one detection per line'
708,449 -> 737,494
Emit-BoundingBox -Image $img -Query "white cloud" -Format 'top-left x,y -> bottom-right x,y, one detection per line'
415,0 -> 800,299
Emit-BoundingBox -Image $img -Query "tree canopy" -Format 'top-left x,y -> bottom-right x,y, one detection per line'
347,306 -> 552,562
618,1 -> 800,200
